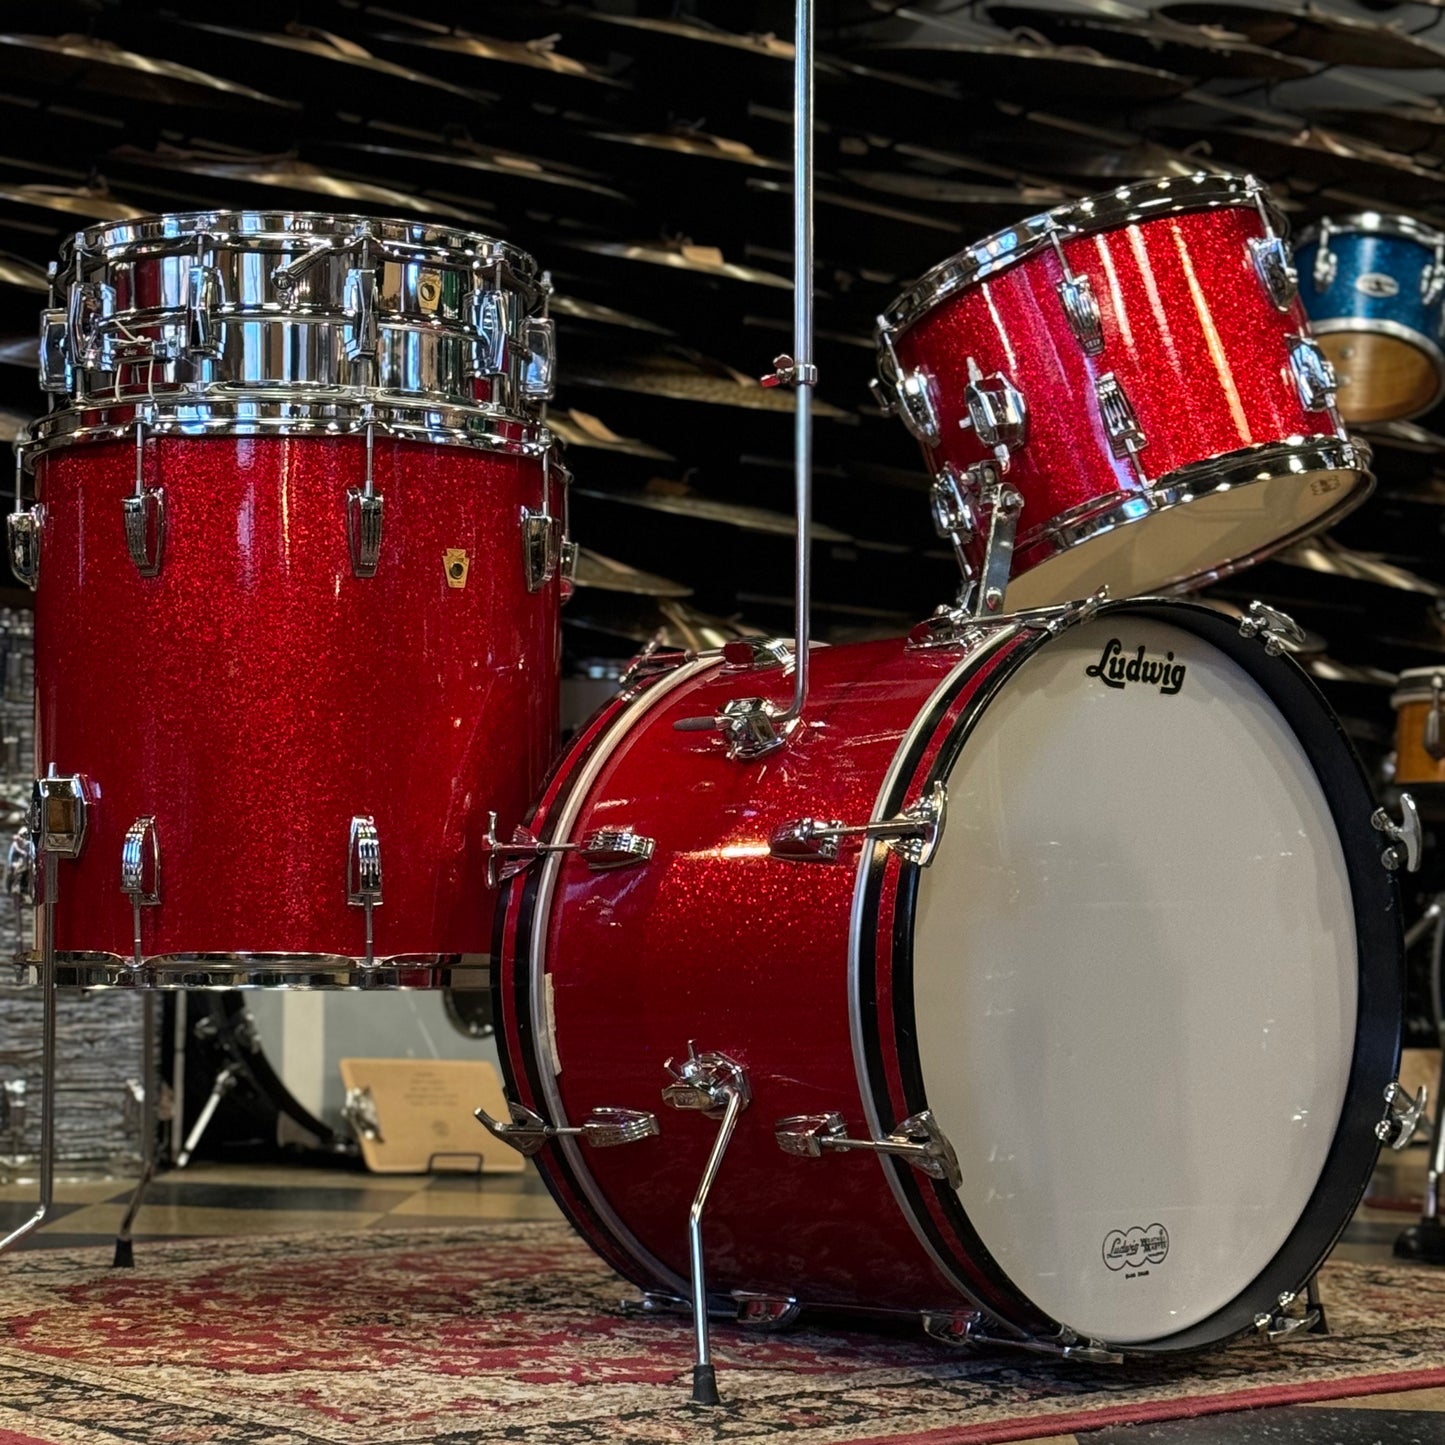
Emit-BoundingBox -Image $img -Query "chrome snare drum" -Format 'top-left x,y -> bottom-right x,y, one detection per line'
41,211 -> 555,415
1295,213 -> 1445,424
875,174 -> 1372,613
11,212 -> 568,990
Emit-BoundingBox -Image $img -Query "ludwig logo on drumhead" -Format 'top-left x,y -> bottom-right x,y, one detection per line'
1102,1225 -> 1170,1272
1356,272 -> 1400,299
1085,639 -> 1187,695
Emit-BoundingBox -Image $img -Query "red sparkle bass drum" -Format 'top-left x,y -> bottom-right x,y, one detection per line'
14,212 -> 568,987
874,174 -> 1373,613
490,598 -> 1408,1356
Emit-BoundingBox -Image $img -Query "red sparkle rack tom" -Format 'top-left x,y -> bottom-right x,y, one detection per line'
874,174 -> 1373,616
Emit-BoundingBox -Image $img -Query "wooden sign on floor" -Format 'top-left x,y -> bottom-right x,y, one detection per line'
337,1058 -> 525,1175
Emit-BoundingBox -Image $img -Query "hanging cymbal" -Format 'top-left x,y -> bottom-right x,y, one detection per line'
0,406 -> 32,445
0,251 -> 47,293
547,410 -> 674,461
360,24 -> 626,94
306,139 -> 629,209
1304,656 -> 1399,688
0,183 -> 146,226
562,350 -> 850,419
135,22 -> 500,120
106,146 -> 489,225
565,239 -> 792,290
1272,539 -> 1445,599
1304,107 -> 1445,159
1359,420 -> 1445,455
586,129 -> 789,174
986,7 -> 1315,80
1158,4 -> 1445,68
0,335 -> 32,366
1176,126 -> 1445,205
0,32 -> 297,113
570,548 -> 693,598
573,479 -> 852,542
857,40 -> 1191,104
838,169 -> 1071,216
564,598 -> 764,651
549,296 -> 674,338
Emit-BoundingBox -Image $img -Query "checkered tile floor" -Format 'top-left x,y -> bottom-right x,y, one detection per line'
0,1153 -> 1441,1442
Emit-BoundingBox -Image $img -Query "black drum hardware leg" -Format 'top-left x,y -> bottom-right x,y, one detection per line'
662,1045 -> 751,1407
114,992 -> 158,1267
1396,1043 -> 1445,1264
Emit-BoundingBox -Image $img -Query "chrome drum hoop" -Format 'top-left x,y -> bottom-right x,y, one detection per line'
11,950 -> 492,991
879,173 -> 1278,338
23,394 -> 552,460
48,210 -> 553,418
1295,212 -> 1445,253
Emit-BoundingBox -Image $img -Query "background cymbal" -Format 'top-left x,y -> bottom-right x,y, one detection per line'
570,548 -> 694,598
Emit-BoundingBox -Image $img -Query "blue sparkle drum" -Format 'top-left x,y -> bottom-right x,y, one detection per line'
1295,213 -> 1445,424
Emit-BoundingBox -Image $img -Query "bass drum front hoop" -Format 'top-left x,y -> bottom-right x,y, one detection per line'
853,598 -> 1402,1356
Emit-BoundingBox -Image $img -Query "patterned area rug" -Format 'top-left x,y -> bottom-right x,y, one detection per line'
0,1224 -> 1443,1444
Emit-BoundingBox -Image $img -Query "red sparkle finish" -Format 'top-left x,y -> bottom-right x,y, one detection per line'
895,206 -> 1345,584
36,433 -> 560,960
494,636 -> 1031,1316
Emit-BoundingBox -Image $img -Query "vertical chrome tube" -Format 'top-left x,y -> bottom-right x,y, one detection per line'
779,0 -> 814,727
0,852 -> 57,1253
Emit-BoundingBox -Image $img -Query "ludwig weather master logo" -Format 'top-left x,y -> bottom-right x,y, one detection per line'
1102,1224 -> 1170,1274
1085,639 -> 1187,695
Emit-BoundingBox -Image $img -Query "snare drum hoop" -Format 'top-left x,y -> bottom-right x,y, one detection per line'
23,394 -> 552,460
1295,211 -> 1445,254
878,173 -> 1278,339
851,599 -> 1402,1355
64,211 -> 544,291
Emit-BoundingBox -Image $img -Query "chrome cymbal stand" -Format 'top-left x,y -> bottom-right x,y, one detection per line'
0,777 -> 88,1254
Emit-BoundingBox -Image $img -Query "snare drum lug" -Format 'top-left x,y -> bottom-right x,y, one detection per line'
732,1292 -> 802,1330
522,316 -> 556,402
346,815 -> 383,966
1424,674 -> 1445,762
119,816 -> 160,969
1238,600 -> 1307,656
1372,794 -> 1421,873
475,1099 -> 660,1156
521,508 -> 561,591
186,263 -> 222,359
66,279 -> 114,372
1249,236 -> 1299,312
38,308 -> 69,393
1422,242 -> 1444,309
1312,219 -> 1338,293
1377,1080 -> 1428,1149
770,781 -> 947,867
343,267 -> 378,363
5,826 -> 33,907
774,1105 -> 962,1189
6,506 -> 41,590
877,329 -> 939,443
122,490 -> 165,578
31,775 -> 93,860
1095,373 -> 1148,481
346,419 -> 383,579
1057,276 -> 1104,355
1287,335 -> 1339,421
342,1085 -> 384,1144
